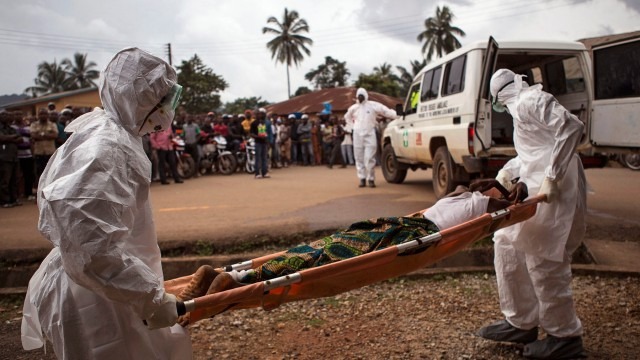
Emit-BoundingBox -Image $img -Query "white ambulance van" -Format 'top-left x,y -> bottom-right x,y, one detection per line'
381,36 -> 640,198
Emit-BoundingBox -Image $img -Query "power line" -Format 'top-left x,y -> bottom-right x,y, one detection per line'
1,0 -> 575,58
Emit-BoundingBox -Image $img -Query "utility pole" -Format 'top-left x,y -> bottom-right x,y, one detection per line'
166,43 -> 173,66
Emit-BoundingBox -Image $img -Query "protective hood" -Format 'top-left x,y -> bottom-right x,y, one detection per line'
356,87 -> 369,102
99,48 -> 178,136
490,68 -> 528,106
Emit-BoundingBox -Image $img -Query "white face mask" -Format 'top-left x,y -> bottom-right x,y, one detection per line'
138,84 -> 182,135
491,80 -> 514,114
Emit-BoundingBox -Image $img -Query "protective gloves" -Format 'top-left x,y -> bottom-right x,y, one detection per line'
146,293 -> 178,330
538,177 -> 559,203
496,169 -> 515,192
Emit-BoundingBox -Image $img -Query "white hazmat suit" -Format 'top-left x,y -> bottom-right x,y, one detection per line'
344,88 -> 396,185
21,48 -> 192,359
486,69 -> 586,347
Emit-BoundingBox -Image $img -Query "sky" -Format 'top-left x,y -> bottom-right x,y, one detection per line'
1,0 -> 638,105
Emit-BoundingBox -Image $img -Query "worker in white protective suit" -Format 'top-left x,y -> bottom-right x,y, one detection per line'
21,48 -> 193,359
477,69 -> 586,359
344,88 -> 396,188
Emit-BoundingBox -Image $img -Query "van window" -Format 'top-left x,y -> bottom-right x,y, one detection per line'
594,40 -> 640,99
420,66 -> 442,101
442,55 -> 466,96
404,83 -> 421,114
545,57 -> 585,95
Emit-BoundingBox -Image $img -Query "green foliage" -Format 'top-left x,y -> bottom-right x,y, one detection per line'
194,240 -> 214,256
396,59 -> 427,97
176,54 -> 228,114
25,53 -> 100,96
354,72 -> 402,98
417,5 -> 466,61
224,96 -> 271,115
304,56 -> 350,89
62,53 -> 99,89
293,86 -> 312,97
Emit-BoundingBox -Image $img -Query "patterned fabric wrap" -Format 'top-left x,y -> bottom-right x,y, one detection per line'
240,216 -> 439,283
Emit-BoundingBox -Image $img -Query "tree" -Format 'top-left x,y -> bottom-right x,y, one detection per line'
417,5 -> 465,61
293,86 -> 312,97
176,54 -> 228,114
224,97 -> 271,116
62,53 -> 99,89
354,72 -> 402,98
304,56 -> 350,89
25,60 -> 73,96
263,8 -> 313,98
396,59 -> 427,96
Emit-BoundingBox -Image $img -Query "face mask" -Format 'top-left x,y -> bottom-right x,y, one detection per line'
492,101 -> 508,113
138,84 -> 183,135
491,80 -> 514,114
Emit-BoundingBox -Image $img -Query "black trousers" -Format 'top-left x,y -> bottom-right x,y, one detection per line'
0,160 -> 18,205
157,149 -> 180,182
34,155 -> 51,186
19,157 -> 35,197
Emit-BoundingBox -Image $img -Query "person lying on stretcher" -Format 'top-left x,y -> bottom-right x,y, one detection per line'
176,179 -> 527,325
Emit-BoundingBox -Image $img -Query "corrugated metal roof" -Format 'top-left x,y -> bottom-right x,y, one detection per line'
3,87 -> 98,108
265,87 -> 403,115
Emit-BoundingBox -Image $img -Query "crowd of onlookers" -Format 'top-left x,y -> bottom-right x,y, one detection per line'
0,104 -> 368,208
142,108 -> 358,182
0,102 -> 91,208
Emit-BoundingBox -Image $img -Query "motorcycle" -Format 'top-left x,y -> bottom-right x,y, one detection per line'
241,137 -> 256,174
171,137 -> 196,179
199,133 -> 237,175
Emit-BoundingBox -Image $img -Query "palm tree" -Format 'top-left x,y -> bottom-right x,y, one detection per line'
373,62 -> 400,83
417,6 -> 466,61
304,56 -> 350,89
396,59 -> 427,95
62,53 -> 99,89
24,60 -> 73,96
263,8 -> 313,98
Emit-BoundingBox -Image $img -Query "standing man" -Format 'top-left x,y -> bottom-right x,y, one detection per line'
0,111 -> 21,208
344,88 -> 396,188
250,108 -> 270,178
327,115 -> 345,168
30,108 -> 58,184
340,117 -> 355,166
241,110 -> 254,135
152,127 -> 183,185
21,48 -> 192,359
477,69 -> 586,359
297,114 -> 313,166
289,114 -> 300,165
182,115 -> 201,176
14,112 -> 36,201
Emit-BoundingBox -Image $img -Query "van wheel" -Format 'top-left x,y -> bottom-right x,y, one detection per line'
432,147 -> 456,199
382,144 -> 407,184
622,153 -> 640,170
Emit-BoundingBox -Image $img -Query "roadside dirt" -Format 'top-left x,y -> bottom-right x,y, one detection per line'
4,272 -> 638,359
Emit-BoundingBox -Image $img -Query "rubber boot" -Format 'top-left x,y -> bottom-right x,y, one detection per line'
523,335 -> 586,359
477,319 -> 538,344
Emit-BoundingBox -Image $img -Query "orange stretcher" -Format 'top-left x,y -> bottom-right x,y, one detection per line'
165,195 -> 543,324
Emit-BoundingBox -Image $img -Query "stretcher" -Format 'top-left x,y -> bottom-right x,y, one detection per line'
165,195 -> 543,324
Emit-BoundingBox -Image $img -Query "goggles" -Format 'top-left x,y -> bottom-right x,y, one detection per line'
139,84 -> 183,134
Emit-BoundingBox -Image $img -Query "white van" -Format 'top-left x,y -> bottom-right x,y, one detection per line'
381,35 -> 640,198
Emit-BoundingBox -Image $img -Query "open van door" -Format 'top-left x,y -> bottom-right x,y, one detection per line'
590,36 -> 640,149
474,36 -> 499,153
